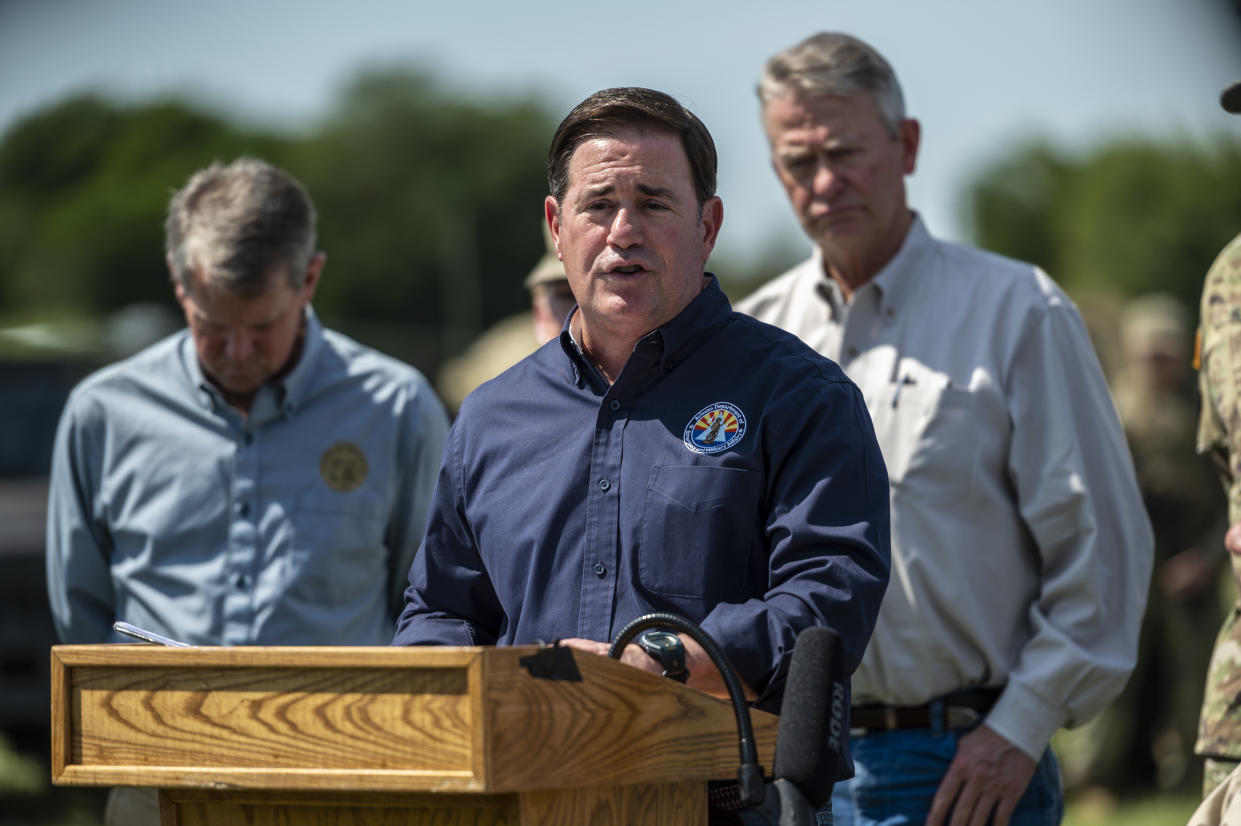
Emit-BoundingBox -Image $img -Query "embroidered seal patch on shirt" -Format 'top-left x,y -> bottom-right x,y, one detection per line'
320,442 -> 368,492
683,402 -> 746,454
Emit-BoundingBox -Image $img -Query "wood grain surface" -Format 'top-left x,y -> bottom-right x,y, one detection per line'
52,644 -> 778,805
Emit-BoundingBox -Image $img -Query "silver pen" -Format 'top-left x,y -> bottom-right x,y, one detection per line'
113,621 -> 191,647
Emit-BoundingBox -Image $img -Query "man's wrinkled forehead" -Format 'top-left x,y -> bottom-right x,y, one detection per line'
765,93 -> 879,143
565,127 -> 687,185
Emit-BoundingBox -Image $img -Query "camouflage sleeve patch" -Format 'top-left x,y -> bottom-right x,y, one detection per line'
1199,609 -> 1241,759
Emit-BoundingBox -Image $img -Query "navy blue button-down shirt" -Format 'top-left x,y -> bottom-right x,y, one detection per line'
393,277 -> 890,705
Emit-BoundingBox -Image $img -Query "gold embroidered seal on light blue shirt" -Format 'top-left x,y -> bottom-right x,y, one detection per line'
320,442 -> 368,492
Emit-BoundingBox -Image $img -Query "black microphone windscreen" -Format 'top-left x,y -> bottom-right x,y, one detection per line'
772,626 -> 847,808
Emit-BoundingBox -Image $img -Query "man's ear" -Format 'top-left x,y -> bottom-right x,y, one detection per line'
301,252 -> 326,302
699,196 -> 724,264
900,118 -> 921,176
168,254 -> 188,305
545,196 -> 562,260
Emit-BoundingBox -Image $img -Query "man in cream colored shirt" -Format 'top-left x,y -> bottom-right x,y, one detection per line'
738,32 -> 1152,826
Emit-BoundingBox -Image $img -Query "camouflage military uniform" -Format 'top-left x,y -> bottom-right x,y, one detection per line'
1196,232 -> 1241,793
1076,295 -> 1224,795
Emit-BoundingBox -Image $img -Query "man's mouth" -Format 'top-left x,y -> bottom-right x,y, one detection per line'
610,264 -> 645,275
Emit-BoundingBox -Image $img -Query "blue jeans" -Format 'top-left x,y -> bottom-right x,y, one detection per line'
827,728 -> 1062,826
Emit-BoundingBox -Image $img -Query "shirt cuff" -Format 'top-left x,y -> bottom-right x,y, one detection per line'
983,681 -> 1064,762
697,605 -> 780,701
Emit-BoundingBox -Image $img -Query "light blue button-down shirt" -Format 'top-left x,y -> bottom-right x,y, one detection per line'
47,308 -> 449,646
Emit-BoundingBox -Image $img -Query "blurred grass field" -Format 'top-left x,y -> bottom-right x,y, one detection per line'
1064,790 -> 1199,826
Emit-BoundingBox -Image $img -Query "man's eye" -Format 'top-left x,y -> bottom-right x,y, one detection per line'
782,157 -> 816,177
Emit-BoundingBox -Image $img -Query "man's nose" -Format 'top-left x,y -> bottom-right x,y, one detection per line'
811,161 -> 841,198
223,330 -> 255,359
608,206 -> 643,248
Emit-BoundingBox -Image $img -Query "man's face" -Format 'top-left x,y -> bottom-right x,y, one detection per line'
763,93 -> 918,271
175,260 -> 319,399
545,128 -> 722,346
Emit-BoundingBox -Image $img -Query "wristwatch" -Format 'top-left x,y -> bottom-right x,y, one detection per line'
636,629 -> 689,683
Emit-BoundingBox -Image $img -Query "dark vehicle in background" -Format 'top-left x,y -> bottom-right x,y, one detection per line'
0,307 -> 177,758
0,310 -> 177,823
0,358 -> 97,754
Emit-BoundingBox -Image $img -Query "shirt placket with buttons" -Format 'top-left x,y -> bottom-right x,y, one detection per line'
206,389 -> 256,645
218,384 -> 292,644
823,278 -> 899,390
574,333 -> 665,643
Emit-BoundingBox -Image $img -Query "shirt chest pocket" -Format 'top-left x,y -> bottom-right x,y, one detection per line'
638,465 -> 759,602
285,493 -> 388,606
868,374 -> 981,496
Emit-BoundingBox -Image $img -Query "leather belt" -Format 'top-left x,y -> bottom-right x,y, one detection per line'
850,686 -> 1002,735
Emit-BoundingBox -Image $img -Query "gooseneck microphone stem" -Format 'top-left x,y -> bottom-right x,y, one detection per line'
609,612 -> 766,807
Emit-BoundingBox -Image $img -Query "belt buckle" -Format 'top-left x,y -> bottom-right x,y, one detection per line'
945,706 -> 981,729
884,707 -> 899,731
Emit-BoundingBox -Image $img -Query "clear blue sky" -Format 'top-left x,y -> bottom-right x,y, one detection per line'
3,0 -> 1240,266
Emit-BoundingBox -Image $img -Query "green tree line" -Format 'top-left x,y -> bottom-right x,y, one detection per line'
4,66 -> 1241,377
966,135 -> 1241,316
0,68 -> 555,374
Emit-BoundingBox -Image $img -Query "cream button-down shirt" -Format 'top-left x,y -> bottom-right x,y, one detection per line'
737,217 -> 1152,760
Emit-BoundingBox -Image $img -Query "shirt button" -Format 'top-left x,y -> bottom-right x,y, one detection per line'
847,346 -> 859,358
243,433 -> 254,446
663,359 -> 676,371
598,478 -> 611,492
238,502 -> 250,518
609,400 -> 621,412
593,562 -> 606,577
232,573 -> 249,589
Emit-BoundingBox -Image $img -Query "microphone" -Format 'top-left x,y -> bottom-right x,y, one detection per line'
774,626 -> 846,806
751,625 -> 847,825
606,616 -> 846,824
608,613 -> 767,806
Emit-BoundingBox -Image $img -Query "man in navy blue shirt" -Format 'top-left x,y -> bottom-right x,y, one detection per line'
393,87 -> 889,709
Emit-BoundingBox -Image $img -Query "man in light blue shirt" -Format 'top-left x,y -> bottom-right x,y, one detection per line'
46,157 -> 449,649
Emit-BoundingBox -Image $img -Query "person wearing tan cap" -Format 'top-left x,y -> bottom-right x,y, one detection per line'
1067,294 -> 1225,795
1192,77 -> 1241,804
436,229 -> 574,412
526,242 -> 577,345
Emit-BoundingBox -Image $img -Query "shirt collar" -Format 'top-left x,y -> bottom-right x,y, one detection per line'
180,305 -> 324,419
813,213 -> 932,322
556,274 -> 732,389
275,305 -> 324,414
658,273 -> 731,368
868,213 -> 932,313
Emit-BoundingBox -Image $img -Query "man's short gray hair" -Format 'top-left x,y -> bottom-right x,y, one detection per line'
758,32 -> 906,138
165,157 -> 317,296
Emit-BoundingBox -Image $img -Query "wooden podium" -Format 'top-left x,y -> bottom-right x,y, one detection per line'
51,644 -> 778,825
